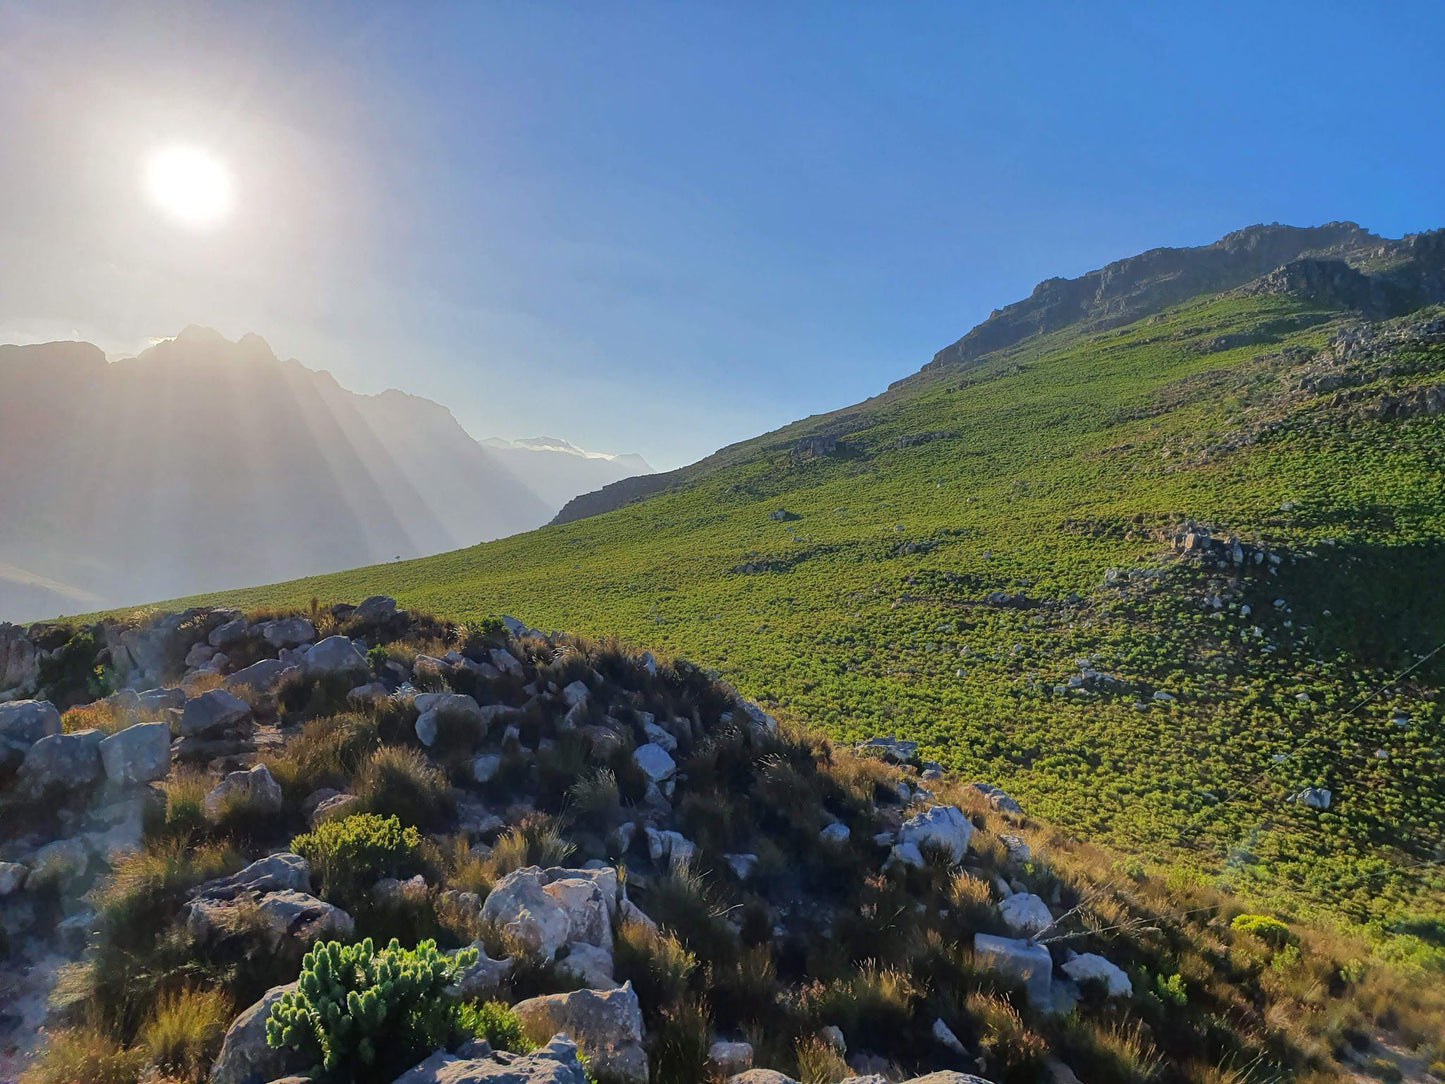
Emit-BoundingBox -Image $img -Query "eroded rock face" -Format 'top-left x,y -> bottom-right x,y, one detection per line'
480,866 -> 617,960
187,889 -> 352,950
513,983 -> 647,1084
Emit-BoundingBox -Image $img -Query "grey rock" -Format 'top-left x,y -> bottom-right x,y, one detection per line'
561,680 -> 590,708
204,763 -> 283,817
903,1074 -> 994,1084
708,1041 -> 753,1076
1060,951 -> 1132,997
209,982 -> 307,1084
390,1035 -> 590,1084
354,595 -> 399,623
931,1017 -> 967,1055
998,893 -> 1054,936
737,701 -> 778,734
490,648 -> 524,676
632,742 -> 676,783
99,721 -> 172,784
208,617 -> 249,650
191,852 -> 311,901
857,735 -> 918,763
261,616 -> 316,649
728,1072 -> 797,1084
0,861 -> 27,895
644,827 -> 694,868
481,867 -> 573,959
225,659 -> 297,696
472,753 -> 502,783
18,729 -> 104,793
24,836 -> 90,890
448,942 -> 516,999
303,635 -> 369,678
180,689 -> 252,737
188,889 -> 353,949
820,822 -> 851,844
138,686 -> 187,711
971,782 -> 1023,814
973,932 -> 1052,1010
513,983 -> 647,1084
310,792 -> 361,825
557,941 -> 616,988
724,853 -> 759,880
0,699 -> 61,764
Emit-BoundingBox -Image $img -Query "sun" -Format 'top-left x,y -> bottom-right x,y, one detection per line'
144,145 -> 233,227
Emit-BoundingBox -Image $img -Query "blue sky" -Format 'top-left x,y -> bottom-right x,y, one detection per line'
2,2 -> 1443,468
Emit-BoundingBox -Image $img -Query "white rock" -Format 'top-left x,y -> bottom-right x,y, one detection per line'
472,753 -> 502,783
932,1017 -> 967,1054
973,932 -> 1053,1010
709,1040 -> 753,1076
559,941 -> 617,988
644,826 -> 695,867
204,763 -> 283,817
1061,952 -> 1132,997
562,680 -> 591,707
724,853 -> 759,880
302,635 -> 369,678
178,689 -> 251,737
998,893 -> 1054,936
820,822 -> 851,844
897,805 -> 974,863
633,742 -> 677,783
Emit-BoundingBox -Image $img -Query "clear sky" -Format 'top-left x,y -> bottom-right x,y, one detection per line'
2,2 -> 1442,469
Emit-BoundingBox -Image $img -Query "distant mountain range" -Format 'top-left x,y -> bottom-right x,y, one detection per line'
0,326 -> 650,619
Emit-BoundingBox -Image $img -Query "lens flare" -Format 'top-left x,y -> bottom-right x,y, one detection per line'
144,145 -> 233,227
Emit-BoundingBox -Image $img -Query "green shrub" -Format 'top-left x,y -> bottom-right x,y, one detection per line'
1153,971 -> 1188,1007
1230,913 -> 1294,946
266,937 -> 476,1084
291,813 -> 427,907
455,999 -> 534,1053
355,745 -> 452,829
484,815 -> 576,879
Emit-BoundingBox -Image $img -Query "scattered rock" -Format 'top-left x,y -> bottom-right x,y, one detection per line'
897,805 -> 974,863
99,721 -> 172,784
302,635 -> 369,678
204,763 -> 283,817
310,791 -> 361,825
998,893 -> 1054,936
472,753 -> 502,784
0,699 -> 61,766
24,836 -> 91,890
179,689 -> 252,737
1061,952 -> 1132,997
709,1041 -> 754,1076
1295,786 -> 1332,810
191,852 -> 311,901
391,1034 -> 590,1084
633,742 -> 677,783
225,659 -> 297,697
820,822 -> 851,844
448,942 -> 516,999
209,982 -> 308,1084
17,729 -> 104,794
969,782 -> 1022,815
973,932 -> 1053,1010
644,827 -> 695,868
260,616 -> 316,649
513,983 -> 647,1084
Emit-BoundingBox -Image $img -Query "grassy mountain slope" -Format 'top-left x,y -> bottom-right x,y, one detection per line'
130,285 -> 1445,960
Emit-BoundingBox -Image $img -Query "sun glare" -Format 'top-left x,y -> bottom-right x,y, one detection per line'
144,145 -> 233,227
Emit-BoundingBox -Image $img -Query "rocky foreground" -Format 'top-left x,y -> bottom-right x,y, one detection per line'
0,601 -> 1437,1083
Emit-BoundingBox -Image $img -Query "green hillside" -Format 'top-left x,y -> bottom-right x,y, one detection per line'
130,288 -> 1445,961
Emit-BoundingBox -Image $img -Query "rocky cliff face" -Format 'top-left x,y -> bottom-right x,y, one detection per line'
922,222 -> 1442,373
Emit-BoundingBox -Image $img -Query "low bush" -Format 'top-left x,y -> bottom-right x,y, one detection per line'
16,1026 -> 145,1084
455,999 -> 534,1054
266,937 -> 477,1084
483,815 -> 576,878
649,997 -> 714,1084
291,812 -> 428,908
613,918 -> 697,1023
1232,913 -> 1295,946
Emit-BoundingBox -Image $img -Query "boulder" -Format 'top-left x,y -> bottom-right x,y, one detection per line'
0,624 -> 40,694
310,792 -> 361,825
1296,786 -> 1331,810
448,942 -> 516,998
414,692 -> 488,748
138,686 -> 187,711
903,1074 -> 994,1084
737,701 -> 778,734
209,982 -> 307,1084
644,827 -> 695,868
998,893 -> 1054,936
632,742 -> 676,783
931,1018 -> 967,1055
24,836 -> 90,890
354,595 -> 399,623
728,1072 -> 797,1084
190,852 -> 311,901
303,636 -> 369,678
558,941 -> 616,988
724,853 -> 759,880
888,842 -> 925,869
179,689 -> 252,737
225,659 -> 297,697
480,867 -> 573,958
188,889 -> 353,950
185,641 -> 219,669
857,735 -> 918,763
897,805 -> 974,863
204,763 -> 283,817
99,721 -> 172,785
561,680 -> 590,708
472,753 -> 502,783
543,875 -> 612,949
390,1034 -> 590,1084
208,617 -> 249,650
1060,952 -> 1132,997
513,983 -> 647,1084
18,729 -> 104,793
820,822 -> 851,844
490,649 -> 524,676
0,861 -> 27,895
970,782 -> 1023,815
709,1041 -> 753,1076
261,616 -> 316,649
0,699 -> 61,764
973,933 -> 1052,1010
